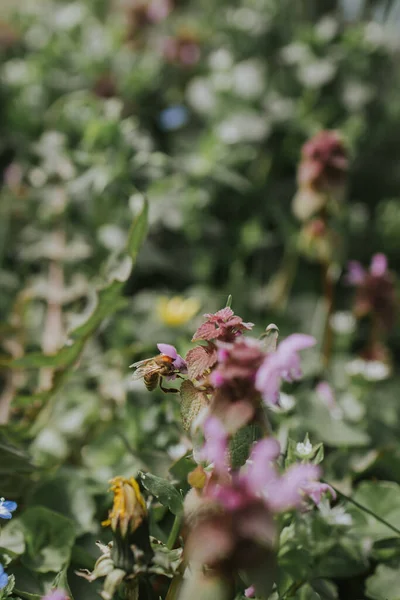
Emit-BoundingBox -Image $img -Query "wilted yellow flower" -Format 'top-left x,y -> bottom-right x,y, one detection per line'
157,296 -> 200,327
102,477 -> 146,538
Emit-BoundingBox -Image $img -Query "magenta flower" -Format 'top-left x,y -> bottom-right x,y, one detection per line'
245,585 -> 255,598
42,591 -> 69,600
157,343 -> 187,375
265,463 -> 321,512
197,417 -> 228,473
301,481 -> 336,505
255,334 -> 316,405
192,307 -> 253,342
210,338 -> 264,388
346,253 -> 396,330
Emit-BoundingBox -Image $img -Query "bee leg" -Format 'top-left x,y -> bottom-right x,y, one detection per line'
159,379 -> 180,394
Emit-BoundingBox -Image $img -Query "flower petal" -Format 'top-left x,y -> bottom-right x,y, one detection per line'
346,261 -> 366,285
157,343 -> 178,359
1,501 -> 17,512
370,253 -> 388,277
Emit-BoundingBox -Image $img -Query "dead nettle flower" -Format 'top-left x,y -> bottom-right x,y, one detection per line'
346,253 -> 397,331
162,28 -> 201,66
208,337 -> 266,431
293,130 -> 348,222
184,421 -> 330,597
124,0 -> 172,31
298,217 -> 340,264
255,334 -> 316,406
186,307 -> 254,380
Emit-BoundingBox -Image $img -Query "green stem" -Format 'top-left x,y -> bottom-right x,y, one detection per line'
167,513 -> 182,550
325,481 -> 400,537
280,580 -> 305,599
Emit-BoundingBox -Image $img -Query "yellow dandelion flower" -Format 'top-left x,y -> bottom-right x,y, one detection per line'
102,477 -> 146,538
157,296 -> 200,328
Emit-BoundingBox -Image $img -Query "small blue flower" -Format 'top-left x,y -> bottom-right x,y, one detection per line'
0,498 -> 17,520
0,563 -> 8,590
159,105 -> 189,131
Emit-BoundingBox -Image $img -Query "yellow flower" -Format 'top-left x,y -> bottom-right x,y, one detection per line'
157,296 -> 200,328
102,477 -> 146,538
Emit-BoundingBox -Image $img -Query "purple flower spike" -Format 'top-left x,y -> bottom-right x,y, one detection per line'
255,334 -> 316,406
198,417 -> 229,473
346,261 -> 366,285
370,253 -> 388,277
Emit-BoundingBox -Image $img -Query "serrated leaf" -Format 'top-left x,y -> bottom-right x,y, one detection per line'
229,424 -> 261,469
180,380 -> 208,432
139,472 -> 183,515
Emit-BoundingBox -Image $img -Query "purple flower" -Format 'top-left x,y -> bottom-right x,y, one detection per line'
0,564 -> 8,590
0,498 -> 17,520
42,591 -> 69,600
346,253 -> 396,331
265,463 -> 321,512
346,260 -> 366,285
245,585 -> 255,598
255,334 -> 316,405
301,481 -> 336,505
243,438 -> 281,495
198,417 -> 228,473
157,343 -> 187,374
316,381 -> 336,410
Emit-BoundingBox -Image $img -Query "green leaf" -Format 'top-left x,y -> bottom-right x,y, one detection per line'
0,519 -> 25,557
178,570 -> 233,600
139,472 -> 183,516
126,194 -> 149,260
27,472 -> 97,535
229,424 -> 261,469
20,507 -> 76,573
365,564 -> 400,600
348,481 -> 400,541
180,380 -> 209,432
51,565 -> 74,599
0,574 -> 15,600
0,433 -> 36,475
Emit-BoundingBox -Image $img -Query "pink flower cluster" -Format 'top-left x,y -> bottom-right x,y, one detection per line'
199,418 -> 334,513
347,253 -> 396,331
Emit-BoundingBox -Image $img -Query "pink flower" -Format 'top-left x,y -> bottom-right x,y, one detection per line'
316,381 -> 336,410
265,463 -> 321,512
301,481 -> 336,505
346,254 -> 396,330
210,338 -> 264,388
192,307 -> 253,342
42,591 -> 69,600
255,334 -> 316,405
157,343 -> 187,374
245,585 -> 255,598
198,417 -> 228,472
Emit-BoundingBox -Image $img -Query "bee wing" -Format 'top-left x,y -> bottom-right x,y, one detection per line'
260,323 -> 279,353
129,357 -> 153,368
131,362 -> 161,380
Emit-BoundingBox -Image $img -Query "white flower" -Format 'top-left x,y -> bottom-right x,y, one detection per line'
296,440 -> 313,457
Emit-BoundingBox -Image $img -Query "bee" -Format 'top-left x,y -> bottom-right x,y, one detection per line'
130,353 -> 178,392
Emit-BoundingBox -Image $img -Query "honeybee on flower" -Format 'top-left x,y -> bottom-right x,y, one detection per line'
130,343 -> 187,392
